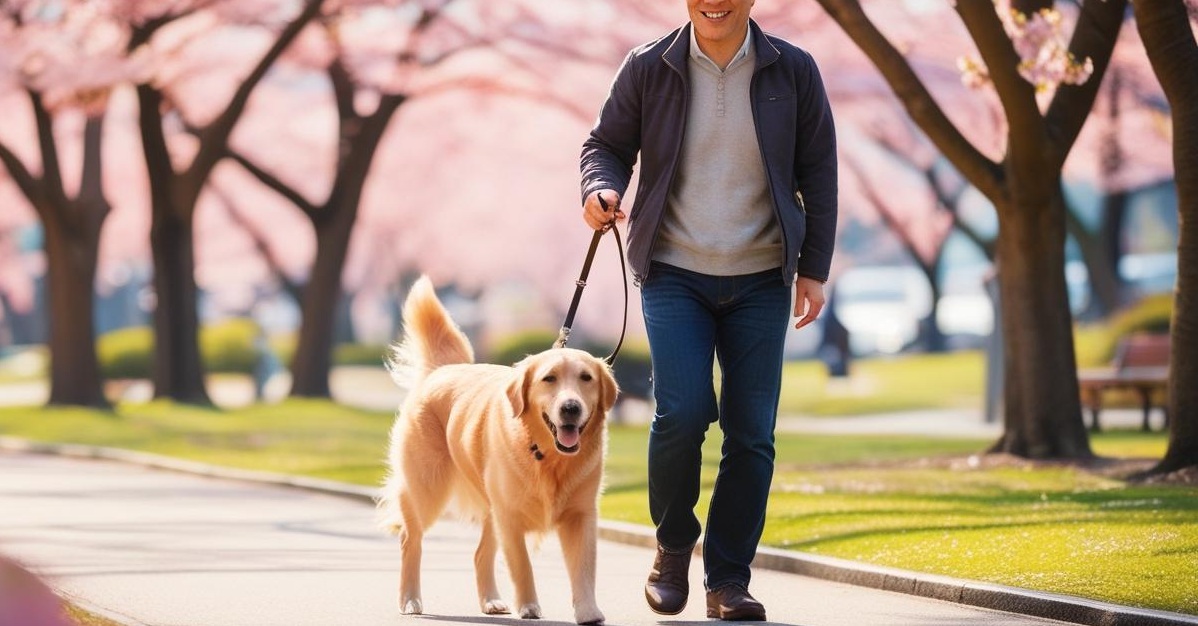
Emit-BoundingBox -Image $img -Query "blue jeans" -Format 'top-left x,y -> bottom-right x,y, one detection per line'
640,262 -> 790,591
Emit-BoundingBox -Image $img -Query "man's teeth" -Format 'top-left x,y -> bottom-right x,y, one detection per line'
704,11 -> 730,18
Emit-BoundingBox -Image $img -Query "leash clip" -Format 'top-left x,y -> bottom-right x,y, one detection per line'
554,191 -> 628,363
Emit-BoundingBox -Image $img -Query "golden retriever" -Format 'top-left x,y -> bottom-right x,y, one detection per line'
378,276 -> 618,624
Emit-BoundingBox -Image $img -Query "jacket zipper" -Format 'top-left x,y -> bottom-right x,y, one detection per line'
642,52 -> 690,286
749,58 -> 792,283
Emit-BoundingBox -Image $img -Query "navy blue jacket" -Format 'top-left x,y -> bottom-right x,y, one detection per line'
580,20 -> 838,285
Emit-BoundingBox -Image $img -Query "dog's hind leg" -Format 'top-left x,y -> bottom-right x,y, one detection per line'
397,495 -> 427,615
395,457 -> 453,615
475,515 -> 510,615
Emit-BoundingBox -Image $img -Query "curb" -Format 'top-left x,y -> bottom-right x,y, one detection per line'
2,436 -> 1196,626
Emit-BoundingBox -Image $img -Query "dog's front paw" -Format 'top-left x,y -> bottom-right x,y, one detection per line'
518,603 -> 542,619
400,597 -> 423,615
482,598 -> 510,615
575,605 -> 604,625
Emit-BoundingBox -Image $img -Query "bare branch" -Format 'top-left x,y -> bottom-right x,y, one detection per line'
868,128 -> 996,259
0,139 -> 40,208
187,0 -> 327,184
224,150 -> 321,219
843,154 -> 939,267
813,0 -> 1003,199
207,182 -> 303,302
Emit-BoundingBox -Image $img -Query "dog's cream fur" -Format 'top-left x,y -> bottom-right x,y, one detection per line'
378,276 -> 617,624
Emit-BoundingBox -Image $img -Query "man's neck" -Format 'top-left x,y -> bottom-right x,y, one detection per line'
694,24 -> 749,70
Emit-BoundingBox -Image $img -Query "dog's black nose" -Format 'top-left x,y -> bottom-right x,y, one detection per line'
560,399 -> 582,418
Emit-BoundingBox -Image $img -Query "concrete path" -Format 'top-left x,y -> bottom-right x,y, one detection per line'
0,451 -> 1075,626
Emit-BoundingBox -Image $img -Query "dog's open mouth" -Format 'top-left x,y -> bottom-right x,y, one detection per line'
542,412 -> 583,453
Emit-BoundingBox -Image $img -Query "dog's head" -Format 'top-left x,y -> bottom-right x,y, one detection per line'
506,348 -> 618,456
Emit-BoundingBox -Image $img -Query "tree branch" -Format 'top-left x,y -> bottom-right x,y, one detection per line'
208,183 -> 303,302
27,90 -> 66,205
845,154 -> 937,267
0,139 -> 40,206
78,115 -> 112,230
224,150 -> 321,219
953,0 -> 1044,156
187,0 -> 327,185
1044,0 -> 1129,168
813,0 -> 1003,199
867,130 -> 996,260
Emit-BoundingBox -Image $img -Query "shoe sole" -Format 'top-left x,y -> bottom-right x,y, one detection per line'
706,608 -> 767,621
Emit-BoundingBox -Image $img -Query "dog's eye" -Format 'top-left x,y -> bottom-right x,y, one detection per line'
580,372 -> 593,382
542,375 -> 557,383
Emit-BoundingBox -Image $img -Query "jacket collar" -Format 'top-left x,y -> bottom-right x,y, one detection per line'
663,19 -> 780,73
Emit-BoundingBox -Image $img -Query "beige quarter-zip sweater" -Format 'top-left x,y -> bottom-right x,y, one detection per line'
652,27 -> 783,276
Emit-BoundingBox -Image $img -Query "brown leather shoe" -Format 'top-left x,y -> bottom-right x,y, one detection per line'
644,544 -> 692,615
706,584 -> 766,621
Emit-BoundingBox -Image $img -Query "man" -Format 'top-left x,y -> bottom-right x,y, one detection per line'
579,0 -> 837,621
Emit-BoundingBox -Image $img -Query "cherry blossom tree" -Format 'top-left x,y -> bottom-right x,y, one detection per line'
814,0 -> 1128,459
0,1 -> 149,407
122,0 -> 327,403
213,0 -> 621,396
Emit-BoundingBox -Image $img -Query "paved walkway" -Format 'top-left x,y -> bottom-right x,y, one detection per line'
0,451 -> 1080,626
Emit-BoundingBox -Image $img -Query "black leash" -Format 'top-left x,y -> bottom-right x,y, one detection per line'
553,193 -> 628,365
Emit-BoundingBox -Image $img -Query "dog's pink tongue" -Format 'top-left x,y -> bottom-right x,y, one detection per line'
557,427 -> 581,449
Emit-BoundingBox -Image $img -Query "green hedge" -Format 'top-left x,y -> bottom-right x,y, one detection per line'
1074,293 -> 1173,367
97,319 -> 266,379
96,326 -> 153,380
335,343 -> 389,367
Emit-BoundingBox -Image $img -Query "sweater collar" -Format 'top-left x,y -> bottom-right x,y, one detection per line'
665,20 -> 779,73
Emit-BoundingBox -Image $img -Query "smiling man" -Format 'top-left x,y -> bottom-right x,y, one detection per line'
579,0 -> 838,621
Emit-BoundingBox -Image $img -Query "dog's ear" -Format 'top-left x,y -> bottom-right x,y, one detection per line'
506,357 -> 532,418
597,361 -> 619,414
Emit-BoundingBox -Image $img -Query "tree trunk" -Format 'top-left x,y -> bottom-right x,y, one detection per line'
41,210 -> 108,407
285,91 -> 403,398
1,102 -> 111,408
1132,0 -> 1198,474
288,207 -> 357,397
1068,193 -> 1126,319
149,206 -> 210,404
988,191 -> 1093,458
919,262 -> 948,353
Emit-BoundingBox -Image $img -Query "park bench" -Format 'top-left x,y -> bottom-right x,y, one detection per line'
1077,333 -> 1170,432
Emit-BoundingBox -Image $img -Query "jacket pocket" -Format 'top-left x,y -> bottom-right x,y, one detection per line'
759,92 -> 796,103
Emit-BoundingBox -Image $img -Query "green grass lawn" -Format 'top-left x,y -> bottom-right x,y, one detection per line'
778,351 -> 985,416
0,400 -> 1194,616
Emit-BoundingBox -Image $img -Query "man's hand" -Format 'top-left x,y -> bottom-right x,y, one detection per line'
582,189 -> 626,231
793,276 -> 826,330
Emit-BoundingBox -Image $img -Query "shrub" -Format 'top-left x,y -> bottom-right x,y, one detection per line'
335,343 -> 390,367
97,326 -> 153,380
97,319 -> 269,379
201,318 -> 262,375
1075,293 -> 1173,366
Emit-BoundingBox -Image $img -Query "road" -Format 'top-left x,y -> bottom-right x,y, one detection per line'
0,451 -> 1078,626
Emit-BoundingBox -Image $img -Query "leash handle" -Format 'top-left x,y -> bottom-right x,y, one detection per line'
554,194 -> 627,365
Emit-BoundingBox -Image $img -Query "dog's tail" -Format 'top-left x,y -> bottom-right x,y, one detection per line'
386,275 -> 474,391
